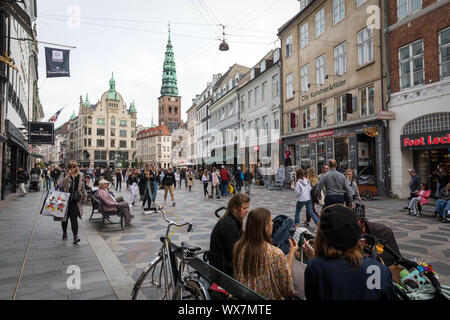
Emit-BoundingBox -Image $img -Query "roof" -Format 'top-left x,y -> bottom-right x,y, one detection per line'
278,0 -> 317,35
137,124 -> 171,139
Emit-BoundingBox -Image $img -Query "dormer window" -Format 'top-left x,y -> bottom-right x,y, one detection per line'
274,48 -> 281,62
250,68 -> 255,79
261,60 -> 266,72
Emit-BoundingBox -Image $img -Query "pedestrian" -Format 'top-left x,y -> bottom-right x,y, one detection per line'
303,167 -> 320,227
88,166 -> 94,181
345,169 -> 361,202
433,164 -> 449,199
51,166 -> 62,191
42,166 -> 53,191
243,168 -> 253,195
316,160 -> 353,209
115,168 -> 122,191
30,163 -> 41,191
104,166 -> 114,186
407,183 -> 431,216
17,166 -> 29,195
151,166 -> 159,204
210,167 -> 221,199
202,171 -> 209,197
128,169 -> 139,207
233,207 -> 297,300
404,168 -> 421,210
187,169 -> 194,192
123,168 -> 129,191
180,168 -> 187,188
220,166 -> 230,197
57,161 -> 87,244
142,165 -> 156,210
95,179 -> 134,228
435,183 -> 450,222
318,164 -> 329,180
302,205 -> 397,300
175,169 -> 181,189
294,168 -> 319,229
209,194 -> 250,277
162,168 -> 176,206
159,170 -> 165,190
95,166 -> 101,181
234,167 -> 243,193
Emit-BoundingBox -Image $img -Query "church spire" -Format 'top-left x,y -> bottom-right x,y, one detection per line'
160,24 -> 178,96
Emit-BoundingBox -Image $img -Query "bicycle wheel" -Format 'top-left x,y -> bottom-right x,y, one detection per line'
174,279 -> 208,300
131,256 -> 173,300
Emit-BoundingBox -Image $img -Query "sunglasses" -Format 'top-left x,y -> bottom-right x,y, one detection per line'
69,165 -> 77,169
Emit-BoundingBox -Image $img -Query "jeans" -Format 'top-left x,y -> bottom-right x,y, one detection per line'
211,184 -> 220,197
295,200 -> 319,225
164,185 -> 175,202
45,178 -> 52,191
408,197 -> 422,215
435,199 -> 450,217
62,204 -> 79,238
19,183 -> 27,194
435,182 -> 440,199
203,182 -> 209,196
324,195 -> 345,207
220,180 -> 228,196
115,180 -> 121,191
130,183 -> 138,205
236,180 -> 242,192
152,182 -> 158,201
244,181 -> 251,195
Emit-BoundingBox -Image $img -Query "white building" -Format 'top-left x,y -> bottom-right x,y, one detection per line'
136,124 -> 172,169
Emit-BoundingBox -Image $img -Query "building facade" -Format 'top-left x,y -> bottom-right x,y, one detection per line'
136,124 -> 172,168
279,0 -> 390,196
387,0 -> 450,198
237,49 -> 282,173
66,74 -> 137,168
1,1 -> 43,200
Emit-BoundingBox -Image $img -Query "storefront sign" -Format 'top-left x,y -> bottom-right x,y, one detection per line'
45,47 -> 71,78
378,110 -> 395,120
308,130 -> 334,140
401,131 -> 450,150
301,79 -> 346,102
28,122 -> 54,145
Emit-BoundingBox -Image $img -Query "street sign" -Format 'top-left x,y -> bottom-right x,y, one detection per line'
378,110 -> 395,120
28,122 -> 54,145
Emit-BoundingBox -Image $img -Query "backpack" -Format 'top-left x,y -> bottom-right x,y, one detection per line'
271,214 -> 296,255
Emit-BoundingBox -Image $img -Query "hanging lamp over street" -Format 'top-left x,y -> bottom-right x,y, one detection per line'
219,24 -> 229,51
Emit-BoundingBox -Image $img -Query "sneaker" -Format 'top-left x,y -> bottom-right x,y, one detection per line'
173,202 -> 176,207
403,207 -> 409,210
62,233 -> 68,240
73,237 -> 80,244
130,214 -> 135,219
125,223 -> 134,228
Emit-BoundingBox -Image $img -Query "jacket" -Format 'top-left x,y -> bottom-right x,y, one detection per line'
234,170 -> 242,182
211,172 -> 220,186
316,169 -> 353,205
417,189 -> 431,206
209,213 -> 242,277
220,169 -> 230,181
95,187 -> 120,213
440,188 -> 450,201
51,169 -> 62,181
57,173 -> 87,221
187,171 -> 194,186
17,170 -> 29,183
162,172 -> 176,186
409,174 -> 421,193
294,178 -> 312,202
244,171 -> 253,182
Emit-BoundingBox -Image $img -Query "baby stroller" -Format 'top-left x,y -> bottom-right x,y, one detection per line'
361,233 -> 450,300
29,173 -> 40,192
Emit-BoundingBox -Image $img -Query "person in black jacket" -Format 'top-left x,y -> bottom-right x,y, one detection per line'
208,194 -> 250,277
162,167 -> 176,206
17,167 -> 29,195
51,166 -> 62,191
404,168 -> 421,209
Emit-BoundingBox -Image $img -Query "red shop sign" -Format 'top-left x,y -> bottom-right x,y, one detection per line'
401,131 -> 450,150
308,130 -> 334,140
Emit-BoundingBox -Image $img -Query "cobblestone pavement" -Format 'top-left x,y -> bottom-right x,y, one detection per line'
86,181 -> 450,298
1,180 -> 449,300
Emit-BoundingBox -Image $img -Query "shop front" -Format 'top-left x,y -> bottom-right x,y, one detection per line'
283,120 -> 387,196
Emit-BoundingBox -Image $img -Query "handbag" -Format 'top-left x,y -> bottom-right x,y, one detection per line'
41,190 -> 71,218
317,190 -> 325,206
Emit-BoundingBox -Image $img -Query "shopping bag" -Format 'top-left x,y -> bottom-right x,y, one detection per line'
40,190 -> 71,218
227,182 -> 234,194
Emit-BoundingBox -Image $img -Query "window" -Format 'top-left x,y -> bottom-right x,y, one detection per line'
110,129 -> 115,137
88,128 -> 92,135
272,75 -> 279,97
240,95 -> 245,113
131,121 -> 135,128
262,82 -> 267,101
255,118 -> 260,136
97,128 -> 105,136
97,118 -> 105,125
120,130 -> 127,137
110,117 -> 115,126
286,73 -> 294,100
398,0 -> 421,20
175,107 -> 178,114
84,139 -> 87,147
333,0 -> 345,24
131,130 -> 135,138
273,111 -> 280,130
285,35 -> 293,57
88,139 -> 91,147
316,54 -> 326,85
83,127 -> 87,135
301,64 -> 310,92
97,139 -> 105,147
335,95 -> 347,123
317,102 -> 327,127
439,27 -> 450,79
360,85 -> 375,117
120,140 -> 127,148
169,106 -> 172,114
248,90 -> 252,107
254,86 -> 259,105
111,139 -> 115,148
315,8 -> 325,38
302,108 -> 311,130
399,39 -> 424,89
358,28 -> 373,66
334,42 -> 346,76
300,22 -> 309,49
120,120 -> 127,127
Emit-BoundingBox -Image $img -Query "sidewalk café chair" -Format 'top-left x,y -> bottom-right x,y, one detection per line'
90,193 -> 124,231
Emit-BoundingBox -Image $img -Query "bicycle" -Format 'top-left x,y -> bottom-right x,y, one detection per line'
131,206 -> 210,300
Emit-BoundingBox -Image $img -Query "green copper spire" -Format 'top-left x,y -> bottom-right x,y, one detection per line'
107,72 -> 119,100
160,25 -> 179,96
70,110 -> 77,120
130,100 -> 137,113
82,93 -> 90,107
151,113 -> 155,128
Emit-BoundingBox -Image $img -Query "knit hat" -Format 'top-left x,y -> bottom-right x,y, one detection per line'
320,205 -> 362,250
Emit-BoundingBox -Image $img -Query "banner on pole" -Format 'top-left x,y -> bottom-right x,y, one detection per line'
45,47 -> 70,78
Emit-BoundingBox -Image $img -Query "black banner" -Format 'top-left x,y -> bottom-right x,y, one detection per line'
28,122 -> 54,145
45,47 -> 70,78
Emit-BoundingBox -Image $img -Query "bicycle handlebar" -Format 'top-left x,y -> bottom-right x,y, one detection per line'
158,206 -> 192,229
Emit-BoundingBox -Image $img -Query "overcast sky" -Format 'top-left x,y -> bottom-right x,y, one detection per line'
36,0 -> 299,127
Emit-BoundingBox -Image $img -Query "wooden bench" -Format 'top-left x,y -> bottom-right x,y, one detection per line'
89,193 -> 124,231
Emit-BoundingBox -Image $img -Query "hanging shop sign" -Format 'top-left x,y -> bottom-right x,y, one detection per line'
308,130 -> 334,140
401,131 -> 450,150
28,122 -> 54,145
45,47 -> 70,78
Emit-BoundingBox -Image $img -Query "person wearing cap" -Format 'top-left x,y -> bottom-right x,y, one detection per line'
302,205 -> 397,300
94,179 -> 134,228
404,168 -> 421,210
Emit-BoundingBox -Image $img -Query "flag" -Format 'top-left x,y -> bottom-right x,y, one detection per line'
49,107 -> 64,122
45,47 -> 70,78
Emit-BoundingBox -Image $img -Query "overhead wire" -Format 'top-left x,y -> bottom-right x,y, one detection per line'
189,0 -> 222,40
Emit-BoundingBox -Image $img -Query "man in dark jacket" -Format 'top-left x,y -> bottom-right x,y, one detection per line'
17,167 -> 29,195
29,164 -> 42,191
404,168 -> 421,209
162,167 -> 176,206
234,167 -> 243,193
51,166 -> 62,191
244,169 -> 253,195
